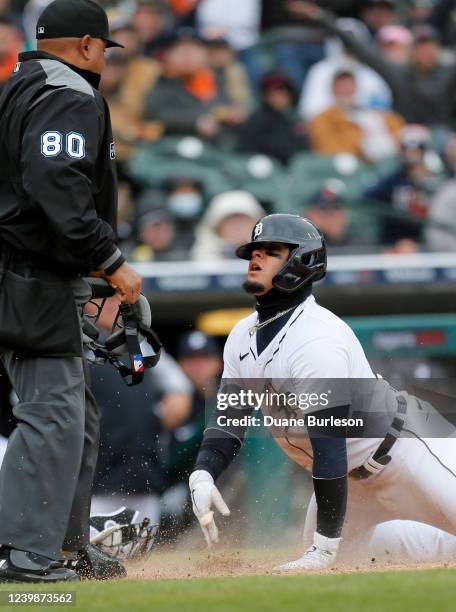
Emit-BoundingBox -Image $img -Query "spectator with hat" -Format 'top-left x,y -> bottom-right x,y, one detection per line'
364,124 -> 443,246
165,331 -> 223,485
304,178 -> 373,253
191,191 -> 265,261
238,72 -> 308,165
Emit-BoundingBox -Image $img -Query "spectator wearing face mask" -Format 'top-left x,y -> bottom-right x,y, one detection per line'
308,69 -> 404,161
164,176 -> 205,251
191,190 -> 265,260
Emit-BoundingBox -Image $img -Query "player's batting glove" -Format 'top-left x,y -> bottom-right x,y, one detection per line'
189,470 -> 230,547
274,532 -> 340,572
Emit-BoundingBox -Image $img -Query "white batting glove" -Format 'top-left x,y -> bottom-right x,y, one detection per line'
189,470 -> 230,547
274,532 -> 340,572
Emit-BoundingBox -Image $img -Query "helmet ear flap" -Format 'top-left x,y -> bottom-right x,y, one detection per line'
272,244 -> 326,292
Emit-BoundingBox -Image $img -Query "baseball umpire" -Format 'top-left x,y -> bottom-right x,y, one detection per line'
189,213 -> 456,570
0,0 -> 141,582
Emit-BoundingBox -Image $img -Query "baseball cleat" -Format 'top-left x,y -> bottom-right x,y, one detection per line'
0,548 -> 79,583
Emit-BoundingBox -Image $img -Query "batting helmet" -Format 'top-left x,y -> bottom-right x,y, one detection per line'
236,214 -> 327,293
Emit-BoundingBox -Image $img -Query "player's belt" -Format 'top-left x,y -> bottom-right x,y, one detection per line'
349,394 -> 407,480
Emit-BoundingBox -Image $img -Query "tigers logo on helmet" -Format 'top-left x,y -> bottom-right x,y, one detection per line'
253,222 -> 263,239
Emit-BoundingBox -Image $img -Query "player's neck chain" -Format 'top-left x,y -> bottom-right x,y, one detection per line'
249,305 -> 297,336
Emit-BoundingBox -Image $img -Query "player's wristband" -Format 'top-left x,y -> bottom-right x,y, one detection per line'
194,436 -> 241,481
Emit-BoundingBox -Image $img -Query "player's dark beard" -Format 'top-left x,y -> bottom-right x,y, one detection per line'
242,280 -> 265,294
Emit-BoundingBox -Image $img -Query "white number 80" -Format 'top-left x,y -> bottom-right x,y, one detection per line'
41,131 -> 85,159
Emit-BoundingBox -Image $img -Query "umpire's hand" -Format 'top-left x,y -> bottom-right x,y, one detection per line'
105,262 -> 142,304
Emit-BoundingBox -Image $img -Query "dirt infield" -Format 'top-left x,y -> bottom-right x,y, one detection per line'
125,547 -> 455,581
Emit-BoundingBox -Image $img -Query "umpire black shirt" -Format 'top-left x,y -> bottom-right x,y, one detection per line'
0,51 -> 124,277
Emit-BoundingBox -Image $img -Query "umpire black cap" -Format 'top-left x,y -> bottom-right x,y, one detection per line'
36,0 -> 124,48
236,214 -> 327,293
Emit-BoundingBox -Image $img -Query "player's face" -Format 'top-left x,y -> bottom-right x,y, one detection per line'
246,242 -> 290,295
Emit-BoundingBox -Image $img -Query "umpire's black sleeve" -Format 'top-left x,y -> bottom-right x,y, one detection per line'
21,89 -> 122,272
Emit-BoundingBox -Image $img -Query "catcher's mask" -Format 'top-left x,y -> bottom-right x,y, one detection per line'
82,278 -> 162,386
89,507 -> 159,561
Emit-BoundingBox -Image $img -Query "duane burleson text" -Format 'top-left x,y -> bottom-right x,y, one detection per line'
216,415 -> 364,428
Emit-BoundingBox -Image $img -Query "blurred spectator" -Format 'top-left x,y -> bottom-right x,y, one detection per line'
406,0 -> 456,49
238,72 -> 308,165
358,0 -> 397,35
205,35 -> 252,110
169,0 -> 199,27
100,17 -> 162,161
0,17 -> 22,93
376,24 -> 413,65
261,0 -> 328,91
164,176 -> 204,249
164,331 -> 223,486
364,124 -> 443,246
426,132 -> 456,251
304,177 -> 377,252
192,190 -> 265,260
304,179 -> 352,250
300,18 -> 393,119
128,190 -> 179,262
196,0 -> 262,87
132,0 -> 173,57
289,2 -> 456,126
308,69 -> 404,160
143,29 -> 245,140
89,296 -> 193,522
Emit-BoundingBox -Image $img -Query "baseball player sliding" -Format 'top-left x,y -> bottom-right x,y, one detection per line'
189,214 -> 456,570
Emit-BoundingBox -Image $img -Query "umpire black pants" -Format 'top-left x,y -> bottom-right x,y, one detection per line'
0,284 -> 100,560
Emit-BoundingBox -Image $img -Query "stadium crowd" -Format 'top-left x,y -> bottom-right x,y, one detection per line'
2,0 -> 456,259
1,0 -> 456,544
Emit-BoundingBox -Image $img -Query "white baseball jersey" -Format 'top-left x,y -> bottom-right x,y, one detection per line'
219,294 -> 456,561
221,294 -> 382,471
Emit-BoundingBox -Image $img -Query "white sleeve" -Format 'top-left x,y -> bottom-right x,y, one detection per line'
221,328 -> 242,379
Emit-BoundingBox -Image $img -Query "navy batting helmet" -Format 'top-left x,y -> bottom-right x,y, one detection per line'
236,214 -> 327,293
